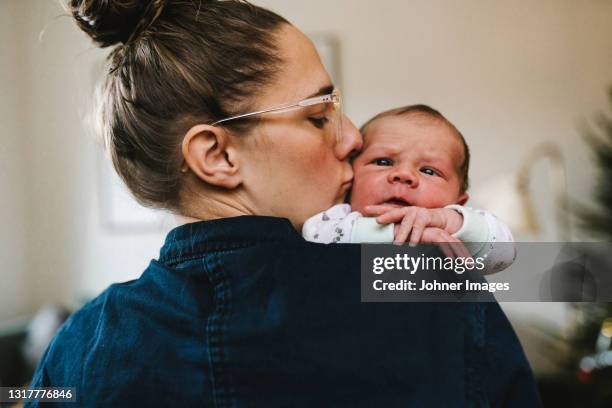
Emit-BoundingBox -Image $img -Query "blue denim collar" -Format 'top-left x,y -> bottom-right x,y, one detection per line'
158,215 -> 303,265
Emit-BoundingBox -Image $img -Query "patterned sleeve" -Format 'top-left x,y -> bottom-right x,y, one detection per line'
446,205 -> 517,274
302,204 -> 362,243
478,209 -> 517,274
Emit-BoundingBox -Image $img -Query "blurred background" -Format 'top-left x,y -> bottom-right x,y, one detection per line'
1,0 -> 611,405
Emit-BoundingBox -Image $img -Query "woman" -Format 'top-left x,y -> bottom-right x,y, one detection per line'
28,0 -> 540,406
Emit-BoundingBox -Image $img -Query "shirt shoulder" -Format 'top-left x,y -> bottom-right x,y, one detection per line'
29,266 -> 214,405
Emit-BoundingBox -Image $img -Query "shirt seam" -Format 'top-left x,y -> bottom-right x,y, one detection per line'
205,252 -> 236,407
161,240 -> 291,267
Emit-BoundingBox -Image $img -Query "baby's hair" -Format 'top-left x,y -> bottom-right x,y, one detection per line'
360,104 -> 470,193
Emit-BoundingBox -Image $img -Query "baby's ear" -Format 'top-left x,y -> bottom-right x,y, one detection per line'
456,192 -> 469,205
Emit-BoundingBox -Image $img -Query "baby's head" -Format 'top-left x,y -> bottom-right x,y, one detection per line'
350,105 -> 470,213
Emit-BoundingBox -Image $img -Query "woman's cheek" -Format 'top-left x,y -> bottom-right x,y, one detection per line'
315,148 -> 341,178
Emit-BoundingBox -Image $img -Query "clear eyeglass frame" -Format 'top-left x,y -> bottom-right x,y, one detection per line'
211,88 -> 343,142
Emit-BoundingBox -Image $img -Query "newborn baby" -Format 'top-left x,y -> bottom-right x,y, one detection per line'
303,104 -> 515,274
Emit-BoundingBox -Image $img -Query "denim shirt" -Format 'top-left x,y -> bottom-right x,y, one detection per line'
27,216 -> 541,407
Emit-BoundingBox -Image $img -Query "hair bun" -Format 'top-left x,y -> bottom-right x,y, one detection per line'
69,0 -> 165,47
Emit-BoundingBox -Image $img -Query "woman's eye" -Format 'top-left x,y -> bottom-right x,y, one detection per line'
308,117 -> 329,129
420,167 -> 440,176
373,158 -> 393,166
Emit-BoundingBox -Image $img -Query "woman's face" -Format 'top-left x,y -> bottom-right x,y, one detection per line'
237,25 -> 362,229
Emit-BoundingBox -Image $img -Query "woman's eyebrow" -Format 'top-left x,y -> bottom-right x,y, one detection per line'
306,84 -> 334,98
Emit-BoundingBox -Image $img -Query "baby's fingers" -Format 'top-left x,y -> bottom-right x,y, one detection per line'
420,228 -> 473,263
394,212 -> 417,244
449,241 -> 472,259
363,204 -> 401,217
420,228 -> 459,257
436,232 -> 472,260
376,208 -> 412,225
420,227 -> 447,243
437,242 -> 455,258
409,217 -> 428,247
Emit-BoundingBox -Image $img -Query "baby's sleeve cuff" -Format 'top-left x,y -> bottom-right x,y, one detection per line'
351,217 -> 394,243
445,205 -> 489,256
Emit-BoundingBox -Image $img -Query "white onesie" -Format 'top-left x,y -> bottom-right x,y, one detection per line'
302,204 -> 516,274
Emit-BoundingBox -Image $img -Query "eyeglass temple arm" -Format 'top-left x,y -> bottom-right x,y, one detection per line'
213,93 -> 335,125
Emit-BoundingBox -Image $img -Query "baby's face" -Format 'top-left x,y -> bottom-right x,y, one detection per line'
350,115 -> 468,213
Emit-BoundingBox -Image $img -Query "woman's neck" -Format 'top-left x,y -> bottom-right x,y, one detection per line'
174,214 -> 201,226
178,189 -> 257,225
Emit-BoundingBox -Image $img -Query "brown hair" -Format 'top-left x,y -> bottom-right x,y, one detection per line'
360,104 -> 471,192
69,0 -> 289,211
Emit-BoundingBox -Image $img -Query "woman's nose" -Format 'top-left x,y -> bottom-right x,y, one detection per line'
335,115 -> 362,161
388,167 -> 419,187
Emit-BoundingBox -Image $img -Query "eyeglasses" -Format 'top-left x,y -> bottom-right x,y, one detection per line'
211,88 -> 343,142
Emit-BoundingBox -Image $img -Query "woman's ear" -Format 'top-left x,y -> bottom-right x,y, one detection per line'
181,124 -> 242,189
456,192 -> 469,206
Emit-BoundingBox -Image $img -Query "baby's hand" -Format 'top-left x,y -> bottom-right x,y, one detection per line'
405,227 -> 472,259
363,205 -> 464,246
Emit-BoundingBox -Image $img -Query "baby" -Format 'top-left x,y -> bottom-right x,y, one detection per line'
303,104 -> 515,274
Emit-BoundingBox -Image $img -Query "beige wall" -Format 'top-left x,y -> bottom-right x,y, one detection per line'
0,2 -> 172,320
1,1 -> 611,324
0,1 -> 29,320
